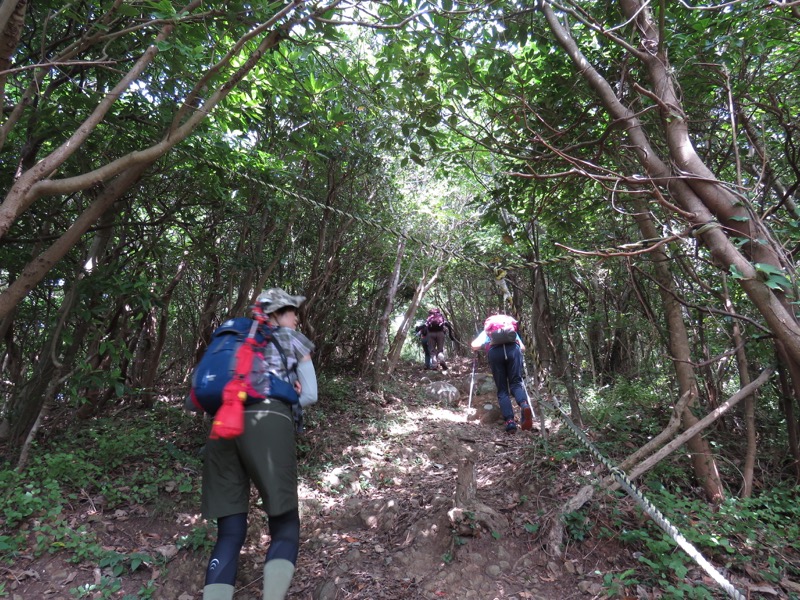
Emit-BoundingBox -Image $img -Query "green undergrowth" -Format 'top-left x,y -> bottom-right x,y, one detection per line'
0,372 -> 386,597
533,378 -> 800,598
0,404 -> 206,598
4,371 -> 797,599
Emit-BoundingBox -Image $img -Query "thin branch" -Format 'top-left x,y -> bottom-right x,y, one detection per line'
0,59 -> 116,77
554,229 -> 690,258
613,367 -> 774,488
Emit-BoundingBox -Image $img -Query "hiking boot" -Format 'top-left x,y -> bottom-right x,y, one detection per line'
437,352 -> 445,363
439,360 -> 448,372
520,404 -> 534,431
505,419 -> 518,434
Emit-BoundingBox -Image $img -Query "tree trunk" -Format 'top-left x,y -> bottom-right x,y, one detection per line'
136,260 -> 188,407
543,0 -> 800,367
724,282 -> 756,497
385,266 -> 441,376
0,0 -> 27,139
776,357 -> 800,483
530,264 -> 582,426
0,164 -> 150,320
633,203 -> 725,502
6,288 -> 77,452
371,236 -> 406,392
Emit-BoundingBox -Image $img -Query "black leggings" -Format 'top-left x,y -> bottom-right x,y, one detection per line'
205,509 -> 301,586
265,509 -> 301,563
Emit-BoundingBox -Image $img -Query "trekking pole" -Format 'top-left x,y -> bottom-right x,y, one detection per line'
466,354 -> 477,419
521,352 -> 549,450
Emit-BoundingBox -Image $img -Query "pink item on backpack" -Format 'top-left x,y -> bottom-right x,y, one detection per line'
484,314 -> 518,345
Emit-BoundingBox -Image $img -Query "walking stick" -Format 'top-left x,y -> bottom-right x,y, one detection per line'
467,354 -> 477,418
521,352 -> 548,448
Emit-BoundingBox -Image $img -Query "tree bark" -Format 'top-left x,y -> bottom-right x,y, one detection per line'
632,203 -> 725,501
542,1 -> 800,367
0,0 -> 26,117
0,1 -> 311,319
618,368 -> 772,488
371,235 -> 406,392
0,164 -> 150,320
136,260 -> 188,407
530,264 -> 582,426
385,266 -> 441,376
720,277 -> 757,497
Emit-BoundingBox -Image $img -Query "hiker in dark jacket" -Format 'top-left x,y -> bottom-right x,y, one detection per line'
471,315 -> 533,434
425,308 -> 456,371
414,322 -> 432,369
200,288 -> 317,600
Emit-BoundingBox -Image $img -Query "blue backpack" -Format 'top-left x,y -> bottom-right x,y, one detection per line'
190,317 -> 298,415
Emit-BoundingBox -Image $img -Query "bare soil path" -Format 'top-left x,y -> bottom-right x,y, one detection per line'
4,358 -> 673,599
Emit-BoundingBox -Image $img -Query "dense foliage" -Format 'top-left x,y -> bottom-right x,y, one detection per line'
1,1 -> 799,596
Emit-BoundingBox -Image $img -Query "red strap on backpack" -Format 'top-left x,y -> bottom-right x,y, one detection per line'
209,327 -> 259,440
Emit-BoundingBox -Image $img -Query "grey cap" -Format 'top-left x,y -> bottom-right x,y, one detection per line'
256,287 -> 306,314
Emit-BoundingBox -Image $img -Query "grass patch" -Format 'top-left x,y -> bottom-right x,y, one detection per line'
0,404 -> 204,579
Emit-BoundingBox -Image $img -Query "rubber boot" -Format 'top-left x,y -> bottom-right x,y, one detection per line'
263,558 -> 295,600
203,583 -> 234,600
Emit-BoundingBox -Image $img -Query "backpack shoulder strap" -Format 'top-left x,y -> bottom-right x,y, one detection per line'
259,324 -> 293,379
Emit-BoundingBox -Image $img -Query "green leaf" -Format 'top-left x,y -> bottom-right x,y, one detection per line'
764,275 -> 791,291
754,262 -> 786,276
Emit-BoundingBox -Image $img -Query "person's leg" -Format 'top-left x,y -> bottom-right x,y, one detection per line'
422,339 -> 431,369
429,331 -> 444,367
203,512 -> 247,599
436,337 -> 447,370
237,405 -> 299,600
488,345 -> 515,427
507,346 -> 529,406
201,436 -> 251,600
508,347 -> 534,430
239,404 -> 297,516
263,508 -> 301,600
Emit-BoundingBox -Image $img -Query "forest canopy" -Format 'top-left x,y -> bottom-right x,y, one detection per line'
1,0 -> 799,580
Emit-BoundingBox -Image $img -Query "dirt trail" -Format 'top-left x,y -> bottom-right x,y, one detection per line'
283,358 -> 601,600
9,358 -> 616,599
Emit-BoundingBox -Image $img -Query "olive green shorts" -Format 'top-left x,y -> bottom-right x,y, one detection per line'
201,399 -> 297,519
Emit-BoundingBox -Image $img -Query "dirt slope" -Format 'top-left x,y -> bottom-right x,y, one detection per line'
4,358 -> 706,599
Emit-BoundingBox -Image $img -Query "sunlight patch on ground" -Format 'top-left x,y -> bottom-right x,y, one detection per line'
298,481 -> 338,508
385,418 -> 419,436
409,405 -> 469,423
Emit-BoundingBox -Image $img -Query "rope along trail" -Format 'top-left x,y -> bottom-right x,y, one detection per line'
513,291 -> 748,600
538,395 -> 747,600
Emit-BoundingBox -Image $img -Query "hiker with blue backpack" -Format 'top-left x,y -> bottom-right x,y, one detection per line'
196,288 -> 317,600
471,314 -> 534,434
425,308 -> 456,371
